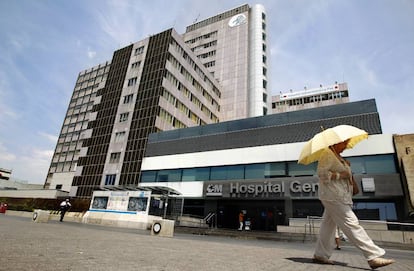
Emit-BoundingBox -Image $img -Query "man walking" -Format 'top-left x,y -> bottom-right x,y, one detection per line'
59,199 -> 71,222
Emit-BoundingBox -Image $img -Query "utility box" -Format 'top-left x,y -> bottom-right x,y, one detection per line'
32,209 -> 50,223
151,219 -> 175,237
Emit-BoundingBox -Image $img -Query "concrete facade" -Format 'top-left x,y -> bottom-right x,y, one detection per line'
394,134 -> 414,217
184,4 -> 269,120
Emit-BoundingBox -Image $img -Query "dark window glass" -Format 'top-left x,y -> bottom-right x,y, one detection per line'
227,165 -> 244,180
288,161 -> 316,176
210,166 -> 227,180
348,154 -> 396,174
157,169 -> 182,182
210,165 -> 244,180
105,174 -> 116,185
265,163 -> 286,177
245,163 -> 265,179
141,171 -> 157,182
182,167 -> 210,181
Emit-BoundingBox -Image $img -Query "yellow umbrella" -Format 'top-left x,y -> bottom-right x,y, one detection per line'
298,125 -> 368,165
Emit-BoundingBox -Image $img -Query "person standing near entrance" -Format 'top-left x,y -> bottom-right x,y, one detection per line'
59,199 -> 72,222
238,211 -> 244,231
312,140 -> 394,269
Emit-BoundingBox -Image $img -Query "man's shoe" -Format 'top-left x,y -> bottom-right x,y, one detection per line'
312,255 -> 334,265
368,258 -> 395,269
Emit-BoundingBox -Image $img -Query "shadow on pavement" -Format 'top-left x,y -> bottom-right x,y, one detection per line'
285,257 -> 371,270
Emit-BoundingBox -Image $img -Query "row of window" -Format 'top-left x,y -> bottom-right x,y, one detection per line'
185,31 -> 218,44
164,71 -> 219,122
191,40 -> 217,52
272,91 -> 349,108
141,154 -> 397,182
77,64 -> 110,84
171,39 -> 221,98
158,108 -> 187,128
168,54 -> 218,108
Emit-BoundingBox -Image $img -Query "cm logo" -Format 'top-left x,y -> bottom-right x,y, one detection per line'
206,184 -> 223,196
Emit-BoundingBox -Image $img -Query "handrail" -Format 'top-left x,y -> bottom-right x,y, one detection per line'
204,212 -> 217,228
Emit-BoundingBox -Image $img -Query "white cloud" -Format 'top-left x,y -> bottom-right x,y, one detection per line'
0,142 -> 16,162
87,47 -> 97,59
3,147 -> 53,184
38,132 -> 58,144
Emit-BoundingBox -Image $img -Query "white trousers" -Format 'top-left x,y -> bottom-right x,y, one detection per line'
314,200 -> 385,261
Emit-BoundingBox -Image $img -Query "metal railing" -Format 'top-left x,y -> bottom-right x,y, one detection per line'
204,212 -> 217,229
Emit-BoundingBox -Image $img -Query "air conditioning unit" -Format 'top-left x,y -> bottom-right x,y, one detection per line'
151,219 -> 175,237
32,209 -> 50,223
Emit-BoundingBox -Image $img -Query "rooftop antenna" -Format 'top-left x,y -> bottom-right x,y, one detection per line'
193,13 -> 200,23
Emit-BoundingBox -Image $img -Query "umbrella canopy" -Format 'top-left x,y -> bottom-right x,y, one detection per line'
298,125 -> 368,165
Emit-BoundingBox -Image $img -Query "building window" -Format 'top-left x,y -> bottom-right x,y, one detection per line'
262,93 -> 267,103
156,169 -> 182,182
134,46 -> 144,55
127,77 -> 137,86
210,165 -> 244,180
348,154 -> 397,174
109,152 -> 121,163
105,174 -> 116,185
288,162 -> 316,177
123,94 -> 134,104
141,171 -> 157,182
56,184 -> 63,190
131,61 -> 141,69
263,80 -> 267,89
119,113 -> 129,122
182,167 -> 210,181
262,55 -> 266,64
114,131 -> 126,142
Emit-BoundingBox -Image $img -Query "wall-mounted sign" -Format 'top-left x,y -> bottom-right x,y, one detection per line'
228,14 -> 247,27
204,180 -> 319,199
362,178 -> 376,192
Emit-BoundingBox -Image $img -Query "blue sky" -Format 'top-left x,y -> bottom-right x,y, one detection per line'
0,0 -> 413,184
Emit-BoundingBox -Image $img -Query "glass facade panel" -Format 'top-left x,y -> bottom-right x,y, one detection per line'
182,167 -> 210,181
348,157 -> 366,173
141,171 -> 157,182
265,163 -> 286,177
288,161 -> 316,176
139,154 -> 396,182
227,165 -> 244,180
156,169 -> 182,182
245,163 -> 265,179
210,166 -> 227,180
354,202 -> 397,220
365,155 -> 396,174
348,154 -> 396,174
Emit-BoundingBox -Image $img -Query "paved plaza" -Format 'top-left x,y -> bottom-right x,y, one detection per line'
1,215 -> 413,271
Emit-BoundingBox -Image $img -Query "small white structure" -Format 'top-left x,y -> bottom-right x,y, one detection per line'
83,190 -> 167,230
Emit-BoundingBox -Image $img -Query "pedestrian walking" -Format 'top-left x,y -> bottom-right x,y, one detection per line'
59,199 -> 72,222
298,125 -> 395,269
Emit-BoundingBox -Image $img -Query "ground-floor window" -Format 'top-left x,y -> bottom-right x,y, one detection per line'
353,202 -> 397,220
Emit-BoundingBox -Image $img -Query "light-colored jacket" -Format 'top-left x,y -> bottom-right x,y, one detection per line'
317,148 -> 353,205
